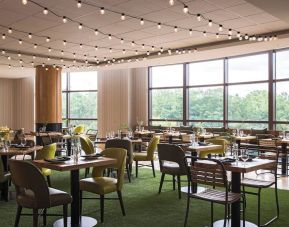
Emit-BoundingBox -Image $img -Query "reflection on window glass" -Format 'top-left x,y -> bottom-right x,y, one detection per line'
70,71 -> 97,90
228,83 -> 268,121
70,120 -> 97,130
228,54 -> 268,83
62,73 -> 67,91
189,60 -> 223,85
151,89 -> 183,120
275,124 -> 289,131
151,121 -> 182,127
188,87 -> 223,120
70,92 -> 97,118
276,81 -> 289,121
62,93 -> 66,118
151,64 -> 183,87
276,50 -> 289,79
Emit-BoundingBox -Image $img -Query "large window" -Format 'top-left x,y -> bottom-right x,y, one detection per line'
62,71 -> 98,130
148,49 -> 289,130
149,65 -> 183,126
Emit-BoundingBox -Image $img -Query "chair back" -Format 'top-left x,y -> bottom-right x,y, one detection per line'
86,129 -> 98,141
92,148 -> 127,190
40,133 -> 52,146
80,135 -> 95,155
256,134 -> 273,144
184,156 -> 228,192
35,143 -> 57,160
73,125 -> 85,134
146,136 -> 160,160
105,139 -> 133,164
0,158 -> 6,183
9,160 -> 50,208
205,138 -> 227,155
157,143 -> 187,175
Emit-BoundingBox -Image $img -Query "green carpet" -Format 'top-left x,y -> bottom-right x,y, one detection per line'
0,168 -> 287,227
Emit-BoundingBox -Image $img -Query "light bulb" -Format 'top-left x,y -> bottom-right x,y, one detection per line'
122,49 -> 126,54
46,37 -> 50,42
237,32 -> 241,38
228,29 -> 232,35
228,35 -> 232,40
208,20 -> 212,27
100,7 -> 105,15
140,18 -> 144,25
197,14 -> 201,21
120,38 -> 124,44
169,0 -> 174,6
274,35 -> 277,40
174,26 -> 178,32
244,34 -> 249,40
151,46 -> 155,51
131,41 -> 135,46
18,53 -> 21,57
78,23 -> 82,30
95,46 -> 98,51
203,31 -> 207,37
219,24 -> 223,31
109,48 -> 112,53
48,47 -> 51,52
121,13 -> 125,20
142,44 -> 145,49
147,51 -> 150,55
183,5 -> 188,13
8,28 -> 12,34
79,44 -> 82,48
135,50 -> 138,55
31,62 -> 34,66
77,1 -> 82,8
8,64 -> 11,69
47,57 -> 50,61
28,33 -> 32,39
61,58 -> 64,62
157,23 -> 161,29
34,44 -> 37,49
22,0 -> 28,5
43,8 -> 48,15
189,29 -> 192,36
33,55 -> 36,59
19,59 -> 23,64
61,50 -> 64,55
1,50 -> 5,54
7,56 -> 11,60
2,34 -> 6,40
216,33 -> 219,39
62,16 -> 67,23
94,29 -> 98,35
160,47 -> 163,52
18,39 -> 22,44
108,34 -> 112,40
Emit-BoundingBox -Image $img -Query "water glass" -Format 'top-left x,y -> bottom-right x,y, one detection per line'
21,138 -> 26,147
240,149 -> 249,166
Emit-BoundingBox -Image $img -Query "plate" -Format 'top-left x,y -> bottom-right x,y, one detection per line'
81,154 -> 102,160
13,145 -> 31,149
45,157 -> 70,163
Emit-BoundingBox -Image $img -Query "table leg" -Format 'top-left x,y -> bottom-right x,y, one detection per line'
281,143 -> 287,175
71,169 -> 80,226
231,172 -> 241,227
67,139 -> 72,156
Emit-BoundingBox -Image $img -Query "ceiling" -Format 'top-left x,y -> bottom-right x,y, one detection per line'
0,0 -> 289,74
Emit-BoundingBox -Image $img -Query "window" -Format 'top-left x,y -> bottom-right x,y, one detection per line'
276,50 -> 289,79
149,64 -> 183,126
62,71 -> 98,130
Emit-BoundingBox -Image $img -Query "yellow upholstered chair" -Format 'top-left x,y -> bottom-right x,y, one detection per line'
35,143 -> 56,187
73,125 -> 85,134
0,157 -> 10,201
79,148 -> 127,223
199,138 -> 227,158
79,135 -> 95,177
133,136 -> 160,178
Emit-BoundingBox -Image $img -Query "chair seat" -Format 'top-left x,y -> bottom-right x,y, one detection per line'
41,168 -> 52,176
17,187 -> 72,209
162,162 -> 187,175
80,177 -> 117,195
241,178 -> 275,188
0,172 -> 11,183
133,152 -> 150,161
190,188 -> 240,204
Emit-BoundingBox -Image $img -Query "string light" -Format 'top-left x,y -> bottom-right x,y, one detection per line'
18,53 -> 21,57
34,44 -> 37,49
78,23 -> 83,30
94,29 -> 98,35
18,39 -> 22,44
183,5 -> 188,14
1,50 -> 5,54
121,13 -> 125,20
28,33 -> 32,39
94,46 -> 98,51
151,46 -> 155,51
122,49 -> 126,54
48,47 -> 51,52
157,23 -> 161,29
228,29 -> 232,35
219,25 -> 223,31
208,20 -> 213,27
62,16 -> 67,23
228,35 -> 232,40
63,40 -> 66,46
33,55 -> 36,59
245,34 -> 249,40
43,8 -> 48,15
22,0 -> 28,5
77,1 -> 82,8
100,7 -> 105,14
140,18 -> 144,25
203,31 -> 207,37
108,34 -> 112,40
197,14 -> 201,21
169,0 -> 174,6
174,26 -> 178,32
189,29 -> 192,36
2,34 -> 6,40
109,48 -> 112,53
61,50 -> 64,55
8,64 -> 11,69
8,28 -> 12,34
142,44 -> 145,49
131,41 -> 135,46
79,44 -> 82,48
216,33 -> 219,39
46,37 -> 50,42
7,56 -> 11,60
120,38 -> 124,44
237,32 -> 241,38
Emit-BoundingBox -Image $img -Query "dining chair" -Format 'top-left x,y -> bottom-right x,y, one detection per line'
79,148 -> 127,223
157,144 -> 187,199
9,159 -> 72,227
86,129 -> 98,141
73,125 -> 85,134
105,138 -> 133,182
133,136 -> 160,178
79,135 -> 95,177
35,143 -> 56,187
40,133 -> 66,157
200,138 -> 227,158
241,139 -> 280,226
184,156 -> 241,227
0,157 -> 10,201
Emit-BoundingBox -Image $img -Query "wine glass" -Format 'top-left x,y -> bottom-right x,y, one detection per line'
240,130 -> 244,137
20,138 -> 26,147
232,129 -> 237,136
240,149 -> 249,166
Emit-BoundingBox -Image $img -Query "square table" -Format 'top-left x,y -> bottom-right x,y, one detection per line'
33,157 -> 116,227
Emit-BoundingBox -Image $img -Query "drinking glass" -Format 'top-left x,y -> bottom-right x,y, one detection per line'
240,130 -> 244,137
286,133 -> 289,140
232,129 -> 237,136
240,149 -> 249,166
21,138 -> 26,147
110,131 -> 115,138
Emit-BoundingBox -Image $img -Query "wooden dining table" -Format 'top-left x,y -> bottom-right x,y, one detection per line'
33,157 -> 116,227
184,144 -> 223,156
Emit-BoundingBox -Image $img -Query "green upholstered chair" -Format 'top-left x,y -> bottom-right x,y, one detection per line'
35,143 -> 56,187
79,135 -> 95,177
73,125 -> 85,135
199,138 -> 227,158
133,136 -> 160,178
0,157 -> 10,201
79,148 -> 127,223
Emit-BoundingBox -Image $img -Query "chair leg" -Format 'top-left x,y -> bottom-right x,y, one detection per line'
117,190 -> 126,216
33,209 -> 38,227
177,175 -> 181,199
85,168 -> 90,178
46,176 -> 51,187
43,208 -> 47,226
257,188 -> 261,227
223,204 -> 227,227
80,191 -> 83,217
135,161 -> 138,178
3,181 -> 9,202
173,175 -> 176,190
63,204 -> 68,227
100,195 -> 104,223
151,160 -> 156,177
14,205 -> 22,227
275,183 -> 280,219
184,194 -> 190,227
126,163 -> 131,183
211,202 -> 214,227
158,173 -> 165,194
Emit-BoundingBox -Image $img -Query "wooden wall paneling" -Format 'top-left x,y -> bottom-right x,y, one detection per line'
0,79 -> 15,128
